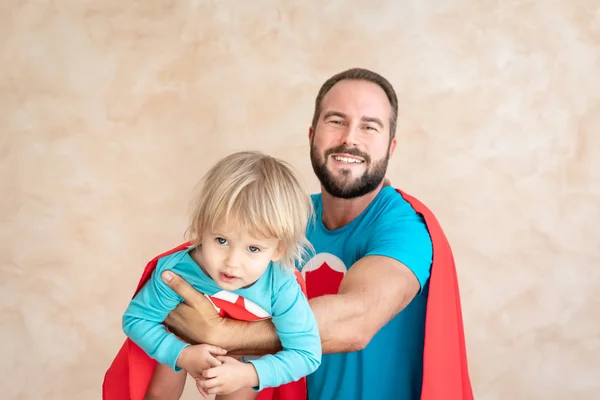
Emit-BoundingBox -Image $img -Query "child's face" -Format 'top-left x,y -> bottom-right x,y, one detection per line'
196,220 -> 283,290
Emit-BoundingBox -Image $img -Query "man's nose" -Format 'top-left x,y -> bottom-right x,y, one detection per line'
340,124 -> 360,147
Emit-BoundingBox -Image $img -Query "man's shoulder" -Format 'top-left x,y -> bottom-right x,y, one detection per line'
310,192 -> 322,206
366,188 -> 434,289
365,187 -> 432,251
367,187 -> 421,224
378,186 -> 415,208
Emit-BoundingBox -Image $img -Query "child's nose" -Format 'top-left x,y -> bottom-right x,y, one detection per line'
224,250 -> 242,268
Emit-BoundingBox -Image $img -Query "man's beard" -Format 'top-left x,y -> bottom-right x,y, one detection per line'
310,142 -> 389,199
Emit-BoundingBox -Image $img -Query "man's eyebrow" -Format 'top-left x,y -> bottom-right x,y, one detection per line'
362,116 -> 384,129
322,111 -> 347,120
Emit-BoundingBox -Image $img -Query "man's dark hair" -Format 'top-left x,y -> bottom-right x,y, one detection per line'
310,68 -> 399,139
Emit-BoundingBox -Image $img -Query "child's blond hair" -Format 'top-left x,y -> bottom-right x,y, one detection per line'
186,151 -> 314,269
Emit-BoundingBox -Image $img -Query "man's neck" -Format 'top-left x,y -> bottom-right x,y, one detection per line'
320,182 -> 384,230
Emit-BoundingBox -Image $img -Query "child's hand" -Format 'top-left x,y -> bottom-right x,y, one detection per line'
196,356 -> 259,396
176,344 -> 227,377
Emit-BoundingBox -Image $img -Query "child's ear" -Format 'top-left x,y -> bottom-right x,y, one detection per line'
271,242 -> 284,262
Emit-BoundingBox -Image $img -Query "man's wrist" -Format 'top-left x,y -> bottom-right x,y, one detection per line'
221,320 -> 282,356
210,318 -> 259,353
203,318 -> 234,349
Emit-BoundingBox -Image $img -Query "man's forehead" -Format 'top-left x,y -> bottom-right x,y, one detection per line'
321,80 -> 391,119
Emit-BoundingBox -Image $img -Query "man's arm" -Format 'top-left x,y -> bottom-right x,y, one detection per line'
162,255 -> 420,354
310,255 -> 419,352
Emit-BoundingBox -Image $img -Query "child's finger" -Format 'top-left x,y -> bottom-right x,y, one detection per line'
205,344 -> 227,355
202,367 -> 218,379
206,354 -> 222,368
195,379 -> 209,398
201,377 -> 220,389
208,384 -> 223,395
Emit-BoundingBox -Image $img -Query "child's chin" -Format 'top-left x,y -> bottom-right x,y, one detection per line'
218,280 -> 243,290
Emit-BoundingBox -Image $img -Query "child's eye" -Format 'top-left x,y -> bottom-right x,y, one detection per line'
248,246 -> 260,253
216,237 -> 227,245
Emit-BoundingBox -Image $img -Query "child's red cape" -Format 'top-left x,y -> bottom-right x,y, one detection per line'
102,188 -> 473,400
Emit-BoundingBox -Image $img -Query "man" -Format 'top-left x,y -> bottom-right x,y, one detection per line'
160,68 -> 436,400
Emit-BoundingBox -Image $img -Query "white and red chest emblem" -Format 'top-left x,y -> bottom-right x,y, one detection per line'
301,253 -> 348,300
205,291 -> 271,322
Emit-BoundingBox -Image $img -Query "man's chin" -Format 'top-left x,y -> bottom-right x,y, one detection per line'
323,184 -> 364,199
325,166 -> 365,181
323,177 -> 386,199
324,176 -> 358,191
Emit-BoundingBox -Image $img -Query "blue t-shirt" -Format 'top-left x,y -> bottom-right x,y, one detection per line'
302,186 -> 433,400
122,246 -> 321,391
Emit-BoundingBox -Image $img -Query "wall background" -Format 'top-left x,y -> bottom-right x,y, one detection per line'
1,1 -> 599,399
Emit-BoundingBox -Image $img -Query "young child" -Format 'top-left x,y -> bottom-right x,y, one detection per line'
121,151 -> 321,400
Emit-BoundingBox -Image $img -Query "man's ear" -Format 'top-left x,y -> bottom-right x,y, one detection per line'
308,126 -> 314,142
389,137 -> 397,157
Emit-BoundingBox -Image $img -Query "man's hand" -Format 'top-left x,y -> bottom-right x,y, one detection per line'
196,356 -> 259,396
162,271 -> 223,345
162,270 -> 282,354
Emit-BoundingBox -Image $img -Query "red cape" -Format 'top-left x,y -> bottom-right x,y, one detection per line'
397,189 -> 473,400
102,188 -> 473,400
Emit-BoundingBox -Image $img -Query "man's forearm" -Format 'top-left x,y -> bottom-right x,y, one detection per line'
308,294 -> 370,353
215,318 -> 282,356
164,302 -> 282,356
174,297 -> 361,356
231,292 -> 374,355
211,294 -> 366,356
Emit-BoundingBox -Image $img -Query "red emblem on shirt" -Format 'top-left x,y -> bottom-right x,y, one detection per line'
302,253 -> 347,300
205,291 -> 271,321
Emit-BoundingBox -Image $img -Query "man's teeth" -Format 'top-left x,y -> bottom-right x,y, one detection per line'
333,156 -> 362,164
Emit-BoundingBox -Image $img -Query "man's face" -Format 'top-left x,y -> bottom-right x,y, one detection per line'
309,79 -> 397,199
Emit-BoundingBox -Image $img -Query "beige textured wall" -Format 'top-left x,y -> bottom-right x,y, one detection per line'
1,1 -> 599,399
